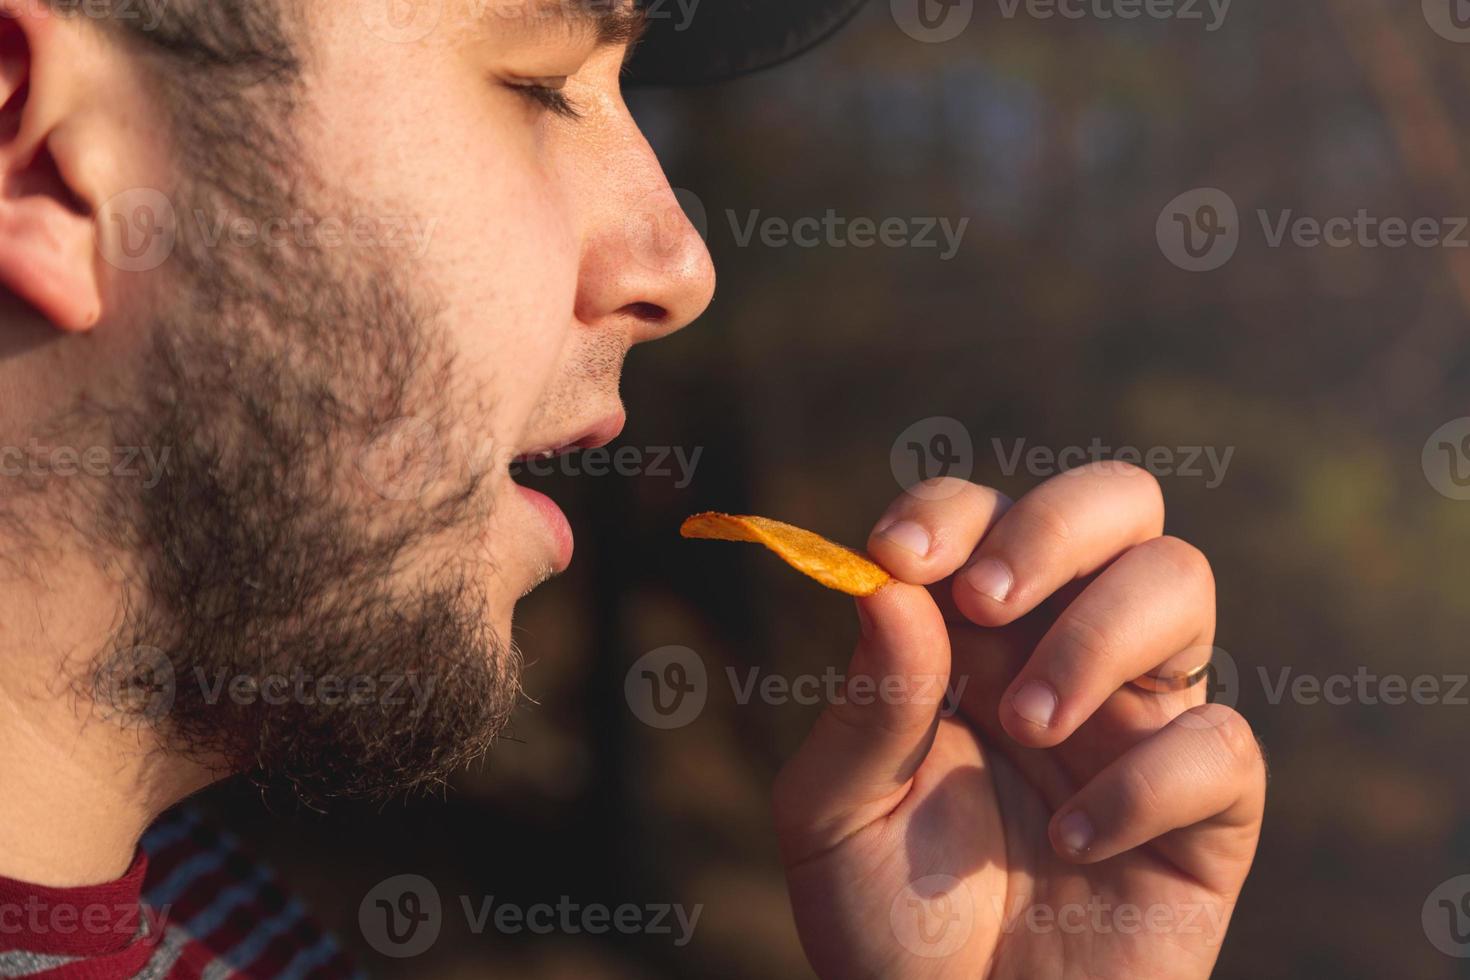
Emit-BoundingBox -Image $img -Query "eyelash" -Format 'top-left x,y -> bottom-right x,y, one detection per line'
512,82 -> 582,120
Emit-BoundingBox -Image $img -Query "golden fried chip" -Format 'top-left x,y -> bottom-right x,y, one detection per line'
680,512 -> 891,597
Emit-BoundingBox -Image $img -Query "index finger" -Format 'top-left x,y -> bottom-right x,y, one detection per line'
866,478 -> 1012,585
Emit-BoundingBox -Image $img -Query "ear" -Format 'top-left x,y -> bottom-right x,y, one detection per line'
0,4 -> 104,333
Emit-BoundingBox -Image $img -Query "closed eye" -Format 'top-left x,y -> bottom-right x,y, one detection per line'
509,78 -> 582,120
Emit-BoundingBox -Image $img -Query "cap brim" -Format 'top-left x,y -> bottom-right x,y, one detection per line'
625,0 -> 870,86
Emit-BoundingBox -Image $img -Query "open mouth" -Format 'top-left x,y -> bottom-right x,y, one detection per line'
507,411 -> 626,574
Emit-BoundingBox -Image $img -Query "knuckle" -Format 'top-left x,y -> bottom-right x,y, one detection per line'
1118,763 -> 1168,823
1193,704 -> 1261,769
1013,495 -> 1074,552
1145,536 -> 1216,593
1051,609 -> 1118,676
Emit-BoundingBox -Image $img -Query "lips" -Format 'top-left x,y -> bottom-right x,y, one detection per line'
509,411 -> 626,575
512,411 -> 627,465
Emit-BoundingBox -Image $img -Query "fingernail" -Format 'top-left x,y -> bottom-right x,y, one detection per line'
1057,810 -> 1094,855
963,558 -> 1012,602
877,520 -> 932,558
1010,681 -> 1057,728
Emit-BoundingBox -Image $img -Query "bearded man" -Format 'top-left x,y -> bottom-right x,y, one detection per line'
0,1 -> 1264,976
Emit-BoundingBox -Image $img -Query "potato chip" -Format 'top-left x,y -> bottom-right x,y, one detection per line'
680,512 -> 891,597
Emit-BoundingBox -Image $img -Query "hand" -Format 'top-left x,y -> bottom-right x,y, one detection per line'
773,463 -> 1266,980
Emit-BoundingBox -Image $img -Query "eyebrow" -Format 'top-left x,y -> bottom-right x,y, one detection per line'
503,0 -> 651,48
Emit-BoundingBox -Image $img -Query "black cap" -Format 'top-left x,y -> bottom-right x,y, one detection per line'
625,0 -> 870,85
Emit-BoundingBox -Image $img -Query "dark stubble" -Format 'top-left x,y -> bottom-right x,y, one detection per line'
62,82 -> 524,806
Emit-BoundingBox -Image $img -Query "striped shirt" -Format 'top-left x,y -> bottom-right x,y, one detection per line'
0,809 -> 361,979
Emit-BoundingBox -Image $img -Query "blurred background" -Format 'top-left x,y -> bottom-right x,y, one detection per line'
198,0 -> 1470,975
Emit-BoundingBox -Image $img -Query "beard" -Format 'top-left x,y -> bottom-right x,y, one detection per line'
54,107 -> 524,806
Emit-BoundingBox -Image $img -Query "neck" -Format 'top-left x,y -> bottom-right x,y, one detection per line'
0,564 -> 213,888
0,700 -> 157,886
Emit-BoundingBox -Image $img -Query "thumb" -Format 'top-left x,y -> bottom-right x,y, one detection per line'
773,581 -> 952,865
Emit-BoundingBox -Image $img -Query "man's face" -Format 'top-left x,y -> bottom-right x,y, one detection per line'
301,0 -> 714,627
7,0 -> 713,800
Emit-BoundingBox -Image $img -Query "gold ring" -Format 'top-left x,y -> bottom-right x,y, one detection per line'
1128,660 -> 1212,694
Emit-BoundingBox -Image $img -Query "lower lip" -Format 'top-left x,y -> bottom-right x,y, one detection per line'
517,484 -> 574,571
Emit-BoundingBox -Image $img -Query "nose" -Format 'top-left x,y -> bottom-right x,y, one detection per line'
572,130 -> 716,346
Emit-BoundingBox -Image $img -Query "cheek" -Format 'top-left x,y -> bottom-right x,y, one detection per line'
298,27 -> 580,446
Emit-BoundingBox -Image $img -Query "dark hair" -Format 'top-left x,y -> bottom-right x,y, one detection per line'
39,0 -> 307,230
44,0 -> 299,81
